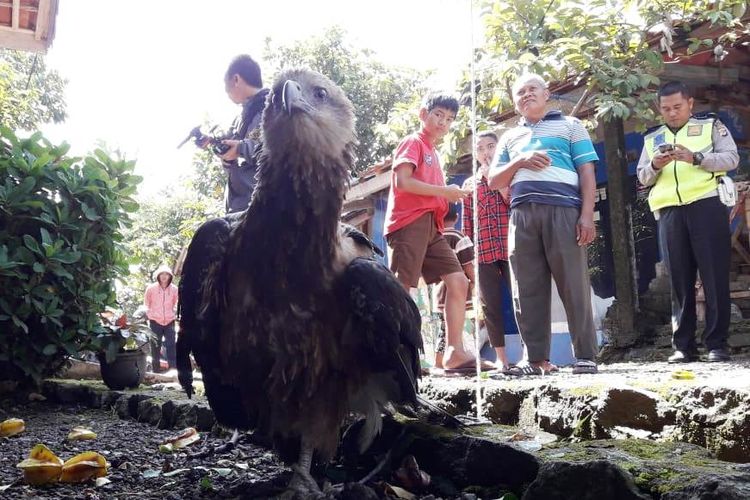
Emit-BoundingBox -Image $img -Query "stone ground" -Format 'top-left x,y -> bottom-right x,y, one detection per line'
1,355 -> 750,499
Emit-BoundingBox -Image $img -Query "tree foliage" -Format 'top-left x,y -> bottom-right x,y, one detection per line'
117,187 -> 222,316
0,49 -> 67,130
264,26 -> 427,174
0,128 -> 140,384
424,0 -> 748,165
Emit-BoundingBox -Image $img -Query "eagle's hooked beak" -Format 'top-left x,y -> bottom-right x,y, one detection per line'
282,80 -> 308,115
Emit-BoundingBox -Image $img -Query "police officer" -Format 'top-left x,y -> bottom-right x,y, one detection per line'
219,54 -> 270,214
637,80 -> 739,363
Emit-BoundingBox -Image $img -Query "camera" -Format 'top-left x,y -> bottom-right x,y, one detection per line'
658,143 -> 675,154
178,126 -> 231,156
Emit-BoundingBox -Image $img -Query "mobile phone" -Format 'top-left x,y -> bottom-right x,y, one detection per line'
658,143 -> 675,154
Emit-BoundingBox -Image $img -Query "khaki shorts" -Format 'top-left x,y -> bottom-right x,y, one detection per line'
386,213 -> 463,288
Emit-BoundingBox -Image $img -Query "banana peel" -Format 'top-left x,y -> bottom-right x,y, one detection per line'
16,444 -> 64,485
0,418 -> 25,437
671,369 -> 696,380
60,451 -> 108,483
161,427 -> 200,450
67,427 -> 97,441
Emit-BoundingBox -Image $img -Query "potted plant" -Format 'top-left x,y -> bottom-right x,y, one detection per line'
93,309 -> 155,390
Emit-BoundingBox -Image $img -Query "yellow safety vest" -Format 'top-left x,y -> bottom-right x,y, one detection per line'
644,116 -> 721,211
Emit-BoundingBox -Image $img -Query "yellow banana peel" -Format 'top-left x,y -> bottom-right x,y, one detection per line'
60,451 -> 108,483
67,427 -> 97,441
16,444 -> 64,485
0,418 -> 25,437
671,370 -> 696,380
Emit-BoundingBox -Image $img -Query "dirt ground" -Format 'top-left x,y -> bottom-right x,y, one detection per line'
0,400 -> 291,500
2,398 -> 471,500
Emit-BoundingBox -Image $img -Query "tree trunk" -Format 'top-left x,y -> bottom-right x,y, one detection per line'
601,118 -> 639,347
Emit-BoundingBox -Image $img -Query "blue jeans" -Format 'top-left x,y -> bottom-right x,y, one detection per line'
149,320 -> 176,370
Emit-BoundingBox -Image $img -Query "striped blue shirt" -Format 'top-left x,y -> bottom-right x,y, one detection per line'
495,111 -> 598,209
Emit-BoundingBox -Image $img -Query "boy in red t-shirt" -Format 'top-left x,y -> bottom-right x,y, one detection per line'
384,92 -> 476,371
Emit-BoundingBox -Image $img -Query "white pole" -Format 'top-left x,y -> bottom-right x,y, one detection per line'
468,0 -> 483,420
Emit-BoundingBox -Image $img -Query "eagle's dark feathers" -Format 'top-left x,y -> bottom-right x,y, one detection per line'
177,69 -> 422,465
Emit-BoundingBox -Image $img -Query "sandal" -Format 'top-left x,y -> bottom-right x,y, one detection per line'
572,359 -> 598,374
443,359 -> 495,374
503,362 -> 545,377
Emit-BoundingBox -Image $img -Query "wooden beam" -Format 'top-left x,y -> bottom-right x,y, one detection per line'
0,27 -> 47,52
344,210 -> 373,228
11,0 -> 18,29
661,64 -> 739,85
35,0 -> 50,40
342,197 -> 374,212
345,173 -> 390,202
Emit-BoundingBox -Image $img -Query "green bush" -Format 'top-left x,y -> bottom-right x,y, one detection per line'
0,126 -> 141,384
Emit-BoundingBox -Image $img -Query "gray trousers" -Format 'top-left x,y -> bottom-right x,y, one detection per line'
508,203 -> 598,362
478,261 -> 512,347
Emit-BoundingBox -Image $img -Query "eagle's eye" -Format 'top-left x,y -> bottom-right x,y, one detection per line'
313,87 -> 328,100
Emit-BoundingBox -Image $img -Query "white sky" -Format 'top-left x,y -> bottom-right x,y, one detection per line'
41,0 -> 477,197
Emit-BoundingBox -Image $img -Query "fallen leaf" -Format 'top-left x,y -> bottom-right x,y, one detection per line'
16,444 -> 64,485
384,483 -> 416,500
235,463 -> 249,470
60,451 -> 108,483
0,418 -> 25,437
162,427 -> 200,449
212,467 -> 232,477
199,476 -> 213,490
95,477 -> 112,487
142,469 -> 161,479
68,427 -> 98,441
28,392 -> 46,402
0,484 -> 12,492
163,468 -> 189,477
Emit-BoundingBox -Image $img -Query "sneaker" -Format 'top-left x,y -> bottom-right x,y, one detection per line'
668,350 -> 699,363
707,349 -> 730,362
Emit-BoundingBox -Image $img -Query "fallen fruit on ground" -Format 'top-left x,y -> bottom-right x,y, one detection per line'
0,418 -> 25,437
16,444 -> 64,485
162,427 -> 200,449
60,451 -> 108,483
67,427 -> 97,441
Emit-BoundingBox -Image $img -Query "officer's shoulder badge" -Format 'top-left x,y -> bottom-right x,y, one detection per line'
715,120 -> 730,137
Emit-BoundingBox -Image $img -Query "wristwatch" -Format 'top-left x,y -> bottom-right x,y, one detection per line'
693,152 -> 704,165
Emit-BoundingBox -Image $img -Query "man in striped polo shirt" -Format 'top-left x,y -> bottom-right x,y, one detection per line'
489,73 -> 599,375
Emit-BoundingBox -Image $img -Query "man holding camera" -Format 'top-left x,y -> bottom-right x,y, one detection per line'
218,54 -> 270,214
637,81 -> 739,363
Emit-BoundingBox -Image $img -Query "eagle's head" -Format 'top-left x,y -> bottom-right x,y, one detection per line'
262,68 -> 356,171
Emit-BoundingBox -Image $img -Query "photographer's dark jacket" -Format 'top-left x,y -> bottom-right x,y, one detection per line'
223,88 -> 270,213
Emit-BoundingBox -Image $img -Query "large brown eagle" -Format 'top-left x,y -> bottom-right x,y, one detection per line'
176,69 -> 422,496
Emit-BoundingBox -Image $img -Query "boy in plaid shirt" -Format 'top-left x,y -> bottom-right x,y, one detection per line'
462,131 -> 514,370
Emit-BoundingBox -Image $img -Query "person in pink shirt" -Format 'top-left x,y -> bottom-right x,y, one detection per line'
384,92 -> 479,372
144,264 -> 179,372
